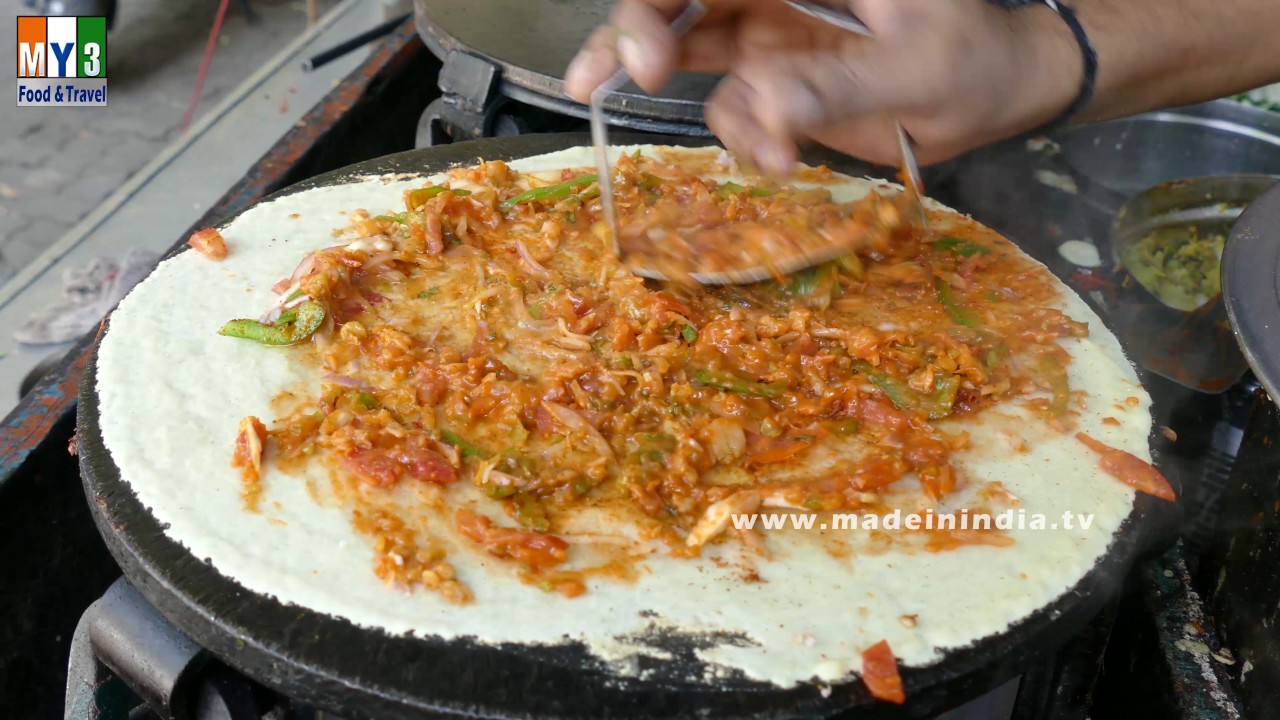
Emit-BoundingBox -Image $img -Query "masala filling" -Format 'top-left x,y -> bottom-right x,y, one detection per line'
220,150 -> 1172,604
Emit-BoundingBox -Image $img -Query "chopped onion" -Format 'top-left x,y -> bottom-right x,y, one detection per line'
556,317 -> 593,344
516,239 -> 552,278
259,281 -> 304,322
687,491 -> 761,548
472,457 -> 499,487
760,490 -> 808,511
542,401 -> 613,458
506,287 -> 553,330
705,418 -> 747,464
289,253 -> 318,285
323,374 -> 365,388
363,252 -> 398,271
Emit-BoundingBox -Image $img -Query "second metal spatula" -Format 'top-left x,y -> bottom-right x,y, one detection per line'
590,2 -> 709,256
590,0 -> 927,284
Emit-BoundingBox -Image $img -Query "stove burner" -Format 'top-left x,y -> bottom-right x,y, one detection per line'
64,579 -> 359,720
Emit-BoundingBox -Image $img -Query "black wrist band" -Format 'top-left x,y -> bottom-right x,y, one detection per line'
1036,0 -> 1098,131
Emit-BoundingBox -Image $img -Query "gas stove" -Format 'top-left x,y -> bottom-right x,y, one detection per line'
2,6 -> 1278,719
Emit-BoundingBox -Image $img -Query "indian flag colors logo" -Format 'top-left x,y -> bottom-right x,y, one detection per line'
18,16 -> 106,78
16,17 -> 108,106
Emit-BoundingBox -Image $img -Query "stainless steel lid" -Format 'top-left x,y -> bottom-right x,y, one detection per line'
414,0 -> 716,133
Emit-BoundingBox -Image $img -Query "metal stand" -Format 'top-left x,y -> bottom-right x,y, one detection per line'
63,578 -> 315,720
416,50 -> 527,147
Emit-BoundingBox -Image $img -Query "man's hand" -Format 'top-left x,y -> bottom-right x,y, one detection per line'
565,0 -> 1082,173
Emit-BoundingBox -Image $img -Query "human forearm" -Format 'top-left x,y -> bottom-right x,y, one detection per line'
1074,0 -> 1280,122
563,0 -> 1280,171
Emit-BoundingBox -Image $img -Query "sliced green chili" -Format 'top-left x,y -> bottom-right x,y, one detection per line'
219,301 -> 325,346
716,181 -> 776,198
854,361 -> 960,420
854,361 -> 917,411
513,493 -> 550,532
1039,354 -> 1071,417
639,173 -> 664,190
502,175 -> 597,207
681,325 -> 698,343
356,392 -> 379,410
440,429 -> 490,459
836,253 -> 866,279
829,420 -> 860,435
985,343 -> 1010,369
920,376 -> 961,420
483,482 -> 517,499
375,212 -> 408,224
715,181 -> 746,198
788,264 -> 839,308
934,236 -> 992,257
935,277 -> 981,328
692,369 -> 786,399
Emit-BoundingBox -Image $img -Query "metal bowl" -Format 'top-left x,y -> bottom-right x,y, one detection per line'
931,101 -> 1280,393
1112,175 -> 1275,312
1101,175 -> 1276,394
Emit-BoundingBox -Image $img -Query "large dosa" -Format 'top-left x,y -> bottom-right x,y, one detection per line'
96,146 -> 1151,688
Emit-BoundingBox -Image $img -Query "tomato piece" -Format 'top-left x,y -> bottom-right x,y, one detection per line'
344,445 -> 457,488
748,438 -> 813,465
917,464 -> 956,501
1071,268 -> 1116,292
423,212 -> 443,255
399,445 -> 459,485
343,449 -> 401,487
606,317 -> 634,352
648,291 -> 695,320
861,640 -> 905,704
858,398 -> 910,433
455,509 -> 569,570
852,455 -> 905,491
231,416 -> 267,484
534,403 -> 556,435
1075,432 -> 1176,501
188,228 -> 227,260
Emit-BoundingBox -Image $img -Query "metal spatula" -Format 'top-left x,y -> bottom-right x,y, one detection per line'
590,0 -> 927,285
782,0 -> 930,233
590,2 -> 709,256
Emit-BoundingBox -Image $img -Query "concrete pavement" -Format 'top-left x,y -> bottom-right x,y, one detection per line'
1,0 -> 337,282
